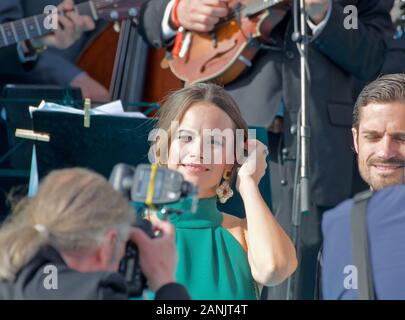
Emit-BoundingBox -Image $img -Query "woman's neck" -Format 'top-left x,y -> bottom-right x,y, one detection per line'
198,188 -> 217,199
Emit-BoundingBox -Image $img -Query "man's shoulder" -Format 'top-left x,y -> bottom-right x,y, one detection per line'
371,184 -> 405,205
0,267 -> 128,300
323,185 -> 405,240
368,184 -> 405,222
26,265 -> 128,300
3,246 -> 129,300
322,197 -> 354,232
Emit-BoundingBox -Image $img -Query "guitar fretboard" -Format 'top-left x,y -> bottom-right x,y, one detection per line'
0,1 -> 96,48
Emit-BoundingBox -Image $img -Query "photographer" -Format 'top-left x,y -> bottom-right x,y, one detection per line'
0,168 -> 190,300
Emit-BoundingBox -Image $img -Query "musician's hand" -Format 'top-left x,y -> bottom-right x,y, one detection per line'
174,0 -> 230,33
32,0 -> 95,50
305,0 -> 331,25
70,73 -> 111,102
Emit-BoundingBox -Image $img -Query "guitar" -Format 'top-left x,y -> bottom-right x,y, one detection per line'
167,0 -> 291,85
0,0 -> 143,49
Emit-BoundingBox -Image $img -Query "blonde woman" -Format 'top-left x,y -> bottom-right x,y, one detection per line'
150,83 -> 297,299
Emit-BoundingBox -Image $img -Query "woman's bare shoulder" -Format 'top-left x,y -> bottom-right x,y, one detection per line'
221,212 -> 247,230
221,212 -> 248,251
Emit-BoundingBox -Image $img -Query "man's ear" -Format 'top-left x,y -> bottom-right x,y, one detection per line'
352,127 -> 359,154
97,229 -> 118,270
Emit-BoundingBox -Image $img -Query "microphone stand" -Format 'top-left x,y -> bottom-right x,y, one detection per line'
286,0 -> 312,300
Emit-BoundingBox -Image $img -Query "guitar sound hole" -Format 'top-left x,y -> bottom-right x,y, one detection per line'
200,39 -> 238,73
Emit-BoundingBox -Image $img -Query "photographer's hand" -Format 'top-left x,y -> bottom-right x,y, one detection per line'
129,220 -> 178,292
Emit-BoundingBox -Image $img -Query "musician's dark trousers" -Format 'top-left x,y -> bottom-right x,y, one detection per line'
263,131 -> 367,300
261,132 -> 321,300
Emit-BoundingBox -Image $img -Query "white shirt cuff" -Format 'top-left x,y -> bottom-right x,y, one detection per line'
17,42 -> 38,63
161,0 -> 178,41
307,0 -> 333,39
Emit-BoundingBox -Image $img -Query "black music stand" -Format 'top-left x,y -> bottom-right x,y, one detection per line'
29,111 -> 156,194
1,84 -> 82,170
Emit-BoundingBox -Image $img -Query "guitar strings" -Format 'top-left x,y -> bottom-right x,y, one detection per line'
213,1 -> 278,31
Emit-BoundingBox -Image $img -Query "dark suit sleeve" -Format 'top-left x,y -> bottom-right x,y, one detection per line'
0,45 -> 37,74
25,51 -> 83,85
139,0 -> 171,48
0,0 -> 24,22
0,0 -> 37,74
313,0 -> 393,80
155,283 -> 191,300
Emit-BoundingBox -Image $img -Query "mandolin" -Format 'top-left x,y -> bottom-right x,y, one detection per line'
0,0 -> 143,49
167,0 -> 291,85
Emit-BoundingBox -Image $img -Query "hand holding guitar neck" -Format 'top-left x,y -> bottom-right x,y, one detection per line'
32,0 -> 95,50
0,0 -> 143,50
173,0 -> 230,33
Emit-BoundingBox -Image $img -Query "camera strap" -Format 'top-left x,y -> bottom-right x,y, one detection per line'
145,163 -> 158,208
351,189 -> 376,300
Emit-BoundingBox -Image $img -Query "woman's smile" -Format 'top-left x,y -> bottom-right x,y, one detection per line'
180,163 -> 210,174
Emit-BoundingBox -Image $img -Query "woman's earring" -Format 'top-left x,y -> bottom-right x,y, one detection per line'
216,170 -> 234,204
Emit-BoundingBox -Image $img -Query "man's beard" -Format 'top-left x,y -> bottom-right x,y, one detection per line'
360,156 -> 405,190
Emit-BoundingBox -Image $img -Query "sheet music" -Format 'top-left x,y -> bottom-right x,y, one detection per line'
29,100 -> 147,118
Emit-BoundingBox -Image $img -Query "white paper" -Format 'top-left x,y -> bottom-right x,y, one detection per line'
30,100 -> 147,119
93,100 -> 124,114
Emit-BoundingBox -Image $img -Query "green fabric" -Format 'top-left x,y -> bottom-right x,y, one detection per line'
164,196 -> 258,300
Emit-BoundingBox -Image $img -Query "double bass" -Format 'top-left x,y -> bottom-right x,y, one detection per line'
73,0 -> 146,97
77,11 -> 182,105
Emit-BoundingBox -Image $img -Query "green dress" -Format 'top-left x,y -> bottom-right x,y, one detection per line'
165,196 -> 258,300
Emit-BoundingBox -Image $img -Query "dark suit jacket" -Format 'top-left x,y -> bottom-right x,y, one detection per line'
0,245 -> 191,300
0,0 -> 105,85
382,36 -> 405,74
381,0 -> 405,74
322,184 -> 405,299
0,44 -> 36,75
139,0 -> 392,207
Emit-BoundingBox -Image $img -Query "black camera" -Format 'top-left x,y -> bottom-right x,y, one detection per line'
109,163 -> 198,297
118,218 -> 154,298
